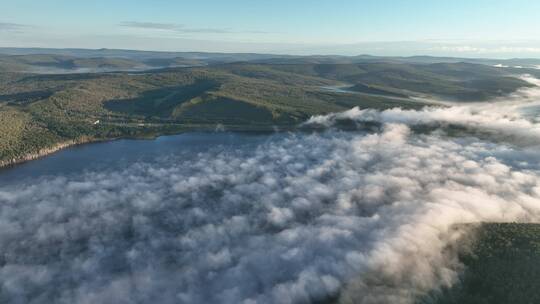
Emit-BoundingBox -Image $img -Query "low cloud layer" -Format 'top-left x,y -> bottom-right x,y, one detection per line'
306,76 -> 540,145
1,77 -> 540,303
430,45 -> 540,55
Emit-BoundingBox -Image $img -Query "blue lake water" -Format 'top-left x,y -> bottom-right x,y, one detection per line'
0,132 -> 273,185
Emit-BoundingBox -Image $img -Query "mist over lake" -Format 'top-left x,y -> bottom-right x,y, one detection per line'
0,132 -> 271,185
3,79 -> 540,303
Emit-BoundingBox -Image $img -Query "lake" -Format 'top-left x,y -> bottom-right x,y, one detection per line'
0,131 -> 273,185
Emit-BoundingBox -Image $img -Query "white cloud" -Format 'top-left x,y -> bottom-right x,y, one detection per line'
306,75 -> 540,145
118,21 -> 270,35
119,21 -> 232,34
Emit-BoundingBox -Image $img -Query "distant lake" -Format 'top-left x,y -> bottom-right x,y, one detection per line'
0,132 -> 274,185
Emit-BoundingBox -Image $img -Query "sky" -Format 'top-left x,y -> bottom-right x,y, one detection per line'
1,0 -> 540,57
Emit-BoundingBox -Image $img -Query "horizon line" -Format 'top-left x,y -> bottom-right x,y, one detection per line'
1,46 -> 540,60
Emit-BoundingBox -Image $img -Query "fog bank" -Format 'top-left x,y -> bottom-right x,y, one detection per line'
1,77 -> 540,303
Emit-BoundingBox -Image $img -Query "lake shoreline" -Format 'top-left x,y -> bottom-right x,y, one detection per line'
0,137 -> 104,170
0,124 -> 298,170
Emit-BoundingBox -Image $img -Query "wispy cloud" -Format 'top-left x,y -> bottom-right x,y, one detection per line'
119,21 -> 232,34
0,22 -> 28,32
119,21 -> 271,35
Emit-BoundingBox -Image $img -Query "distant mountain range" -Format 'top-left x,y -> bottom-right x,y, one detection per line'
1,47 -> 539,74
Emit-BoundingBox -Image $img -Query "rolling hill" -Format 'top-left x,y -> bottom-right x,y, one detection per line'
0,54 -> 536,167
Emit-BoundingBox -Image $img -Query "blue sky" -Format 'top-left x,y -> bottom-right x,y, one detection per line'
1,0 -> 540,57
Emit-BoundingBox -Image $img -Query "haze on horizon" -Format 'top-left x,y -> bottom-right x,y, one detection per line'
1,0 -> 540,58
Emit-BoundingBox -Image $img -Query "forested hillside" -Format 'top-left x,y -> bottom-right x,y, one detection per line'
0,59 -> 535,166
